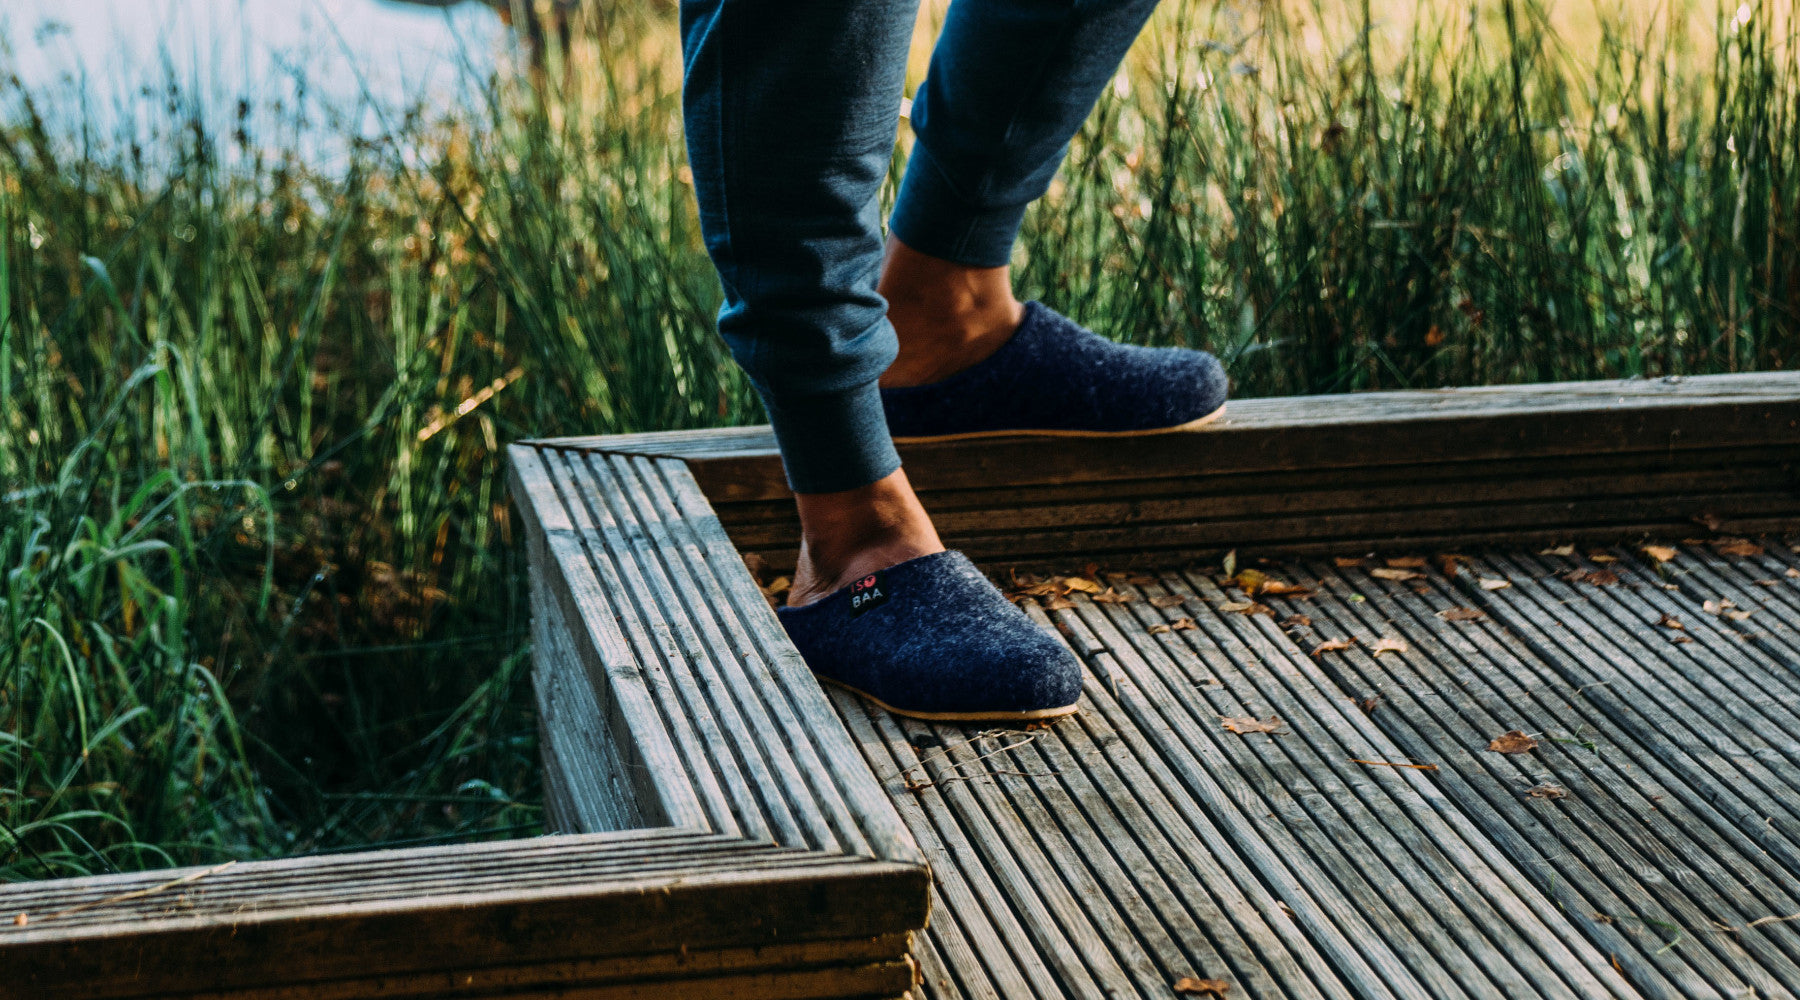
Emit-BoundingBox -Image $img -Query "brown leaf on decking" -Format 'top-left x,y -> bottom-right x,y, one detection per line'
760,576 -> 792,606
1642,545 -> 1679,562
1566,569 -> 1620,586
1488,730 -> 1539,754
1091,588 -> 1135,604
1787,568 -> 1800,579
1222,715 -> 1284,734
1588,552 -> 1619,563
742,552 -> 771,582
1357,695 -> 1382,713
1219,601 -> 1274,617
1062,576 -> 1103,594
1437,607 -> 1486,622
1350,758 -> 1437,771
1311,638 -> 1356,656
1169,617 -> 1198,631
1714,538 -> 1764,557
1525,783 -> 1568,799
1151,594 -> 1190,609
1174,978 -> 1231,996
1148,624 -> 1172,634
1386,556 -> 1429,568
1658,613 -> 1685,630
1370,567 -> 1424,582
1229,568 -> 1268,593
1478,577 -> 1512,590
1260,581 -> 1315,597
1044,595 -> 1077,611
1333,556 -> 1366,568
1541,543 -> 1577,556
1282,614 -> 1313,629
1371,636 -> 1410,655
1671,634 -> 1694,644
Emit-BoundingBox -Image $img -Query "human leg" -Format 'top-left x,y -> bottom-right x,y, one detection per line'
680,0 -> 939,601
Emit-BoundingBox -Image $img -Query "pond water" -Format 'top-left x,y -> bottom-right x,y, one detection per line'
2,0 -> 506,165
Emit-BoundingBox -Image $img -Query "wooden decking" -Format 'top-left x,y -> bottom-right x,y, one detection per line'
4,373 -> 1798,999
848,541 -> 1800,999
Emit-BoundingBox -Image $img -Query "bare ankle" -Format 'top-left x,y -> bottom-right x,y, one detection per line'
787,468 -> 944,607
879,236 -> 1023,388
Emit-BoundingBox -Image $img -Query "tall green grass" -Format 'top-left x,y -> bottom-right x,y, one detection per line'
2,0 -> 1794,879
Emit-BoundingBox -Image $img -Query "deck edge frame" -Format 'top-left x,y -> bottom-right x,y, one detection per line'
6,372 -> 1800,1000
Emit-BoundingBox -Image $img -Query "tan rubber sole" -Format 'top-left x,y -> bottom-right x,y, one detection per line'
890,402 -> 1227,445
818,676 -> 1081,723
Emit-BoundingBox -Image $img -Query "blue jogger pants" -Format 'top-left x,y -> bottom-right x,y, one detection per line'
679,0 -> 1162,494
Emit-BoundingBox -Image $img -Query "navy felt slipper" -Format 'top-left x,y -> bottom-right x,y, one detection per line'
777,551 -> 1083,721
880,301 -> 1228,443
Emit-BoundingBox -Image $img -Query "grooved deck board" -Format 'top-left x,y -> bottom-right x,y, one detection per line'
826,537 -> 1800,999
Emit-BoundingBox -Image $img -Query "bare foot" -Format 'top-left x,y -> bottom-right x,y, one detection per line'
787,467 -> 945,608
878,236 -> 1024,389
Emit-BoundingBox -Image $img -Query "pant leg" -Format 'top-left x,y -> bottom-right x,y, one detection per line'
890,0 -> 1162,268
680,0 -> 920,495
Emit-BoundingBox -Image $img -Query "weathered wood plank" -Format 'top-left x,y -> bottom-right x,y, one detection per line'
540,373 -> 1800,504
1290,558 -> 1795,997
0,844 -> 927,999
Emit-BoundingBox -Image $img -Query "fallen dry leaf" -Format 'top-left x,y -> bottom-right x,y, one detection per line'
1788,567 -> 1800,578
1726,609 -> 1754,621
1260,581 -> 1316,597
1437,607 -> 1486,622
1541,544 -> 1577,557
1702,598 -> 1734,615
1221,549 -> 1238,579
1755,579 -> 1782,587
1642,545 -> 1679,562
742,552 -> 771,581
1174,978 -> 1231,996
1371,636 -> 1410,655
1488,730 -> 1539,754
1282,614 -> 1313,629
1370,567 -> 1424,582
1588,552 -> 1619,563
1082,561 -> 1102,580
1524,783 -> 1568,799
1358,695 -> 1382,713
1170,617 -> 1198,631
1671,634 -> 1694,644
1715,538 -> 1764,558
1222,715 -> 1284,734
1333,556 -> 1367,568
1062,576 -> 1103,594
1148,624 -> 1172,635
1478,577 -> 1512,591
1219,601 -> 1274,617
1436,554 -> 1468,577
1658,613 -> 1685,630
1230,568 -> 1269,594
12,913 -> 25,926
1091,588 -> 1136,604
1151,594 -> 1190,609
1044,595 -> 1077,611
1311,638 -> 1357,656
760,577 -> 792,606
1567,569 -> 1620,586
1386,556 -> 1429,569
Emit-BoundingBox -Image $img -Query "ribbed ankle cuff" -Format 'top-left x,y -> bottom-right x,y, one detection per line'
759,378 -> 902,495
889,142 -> 1029,269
